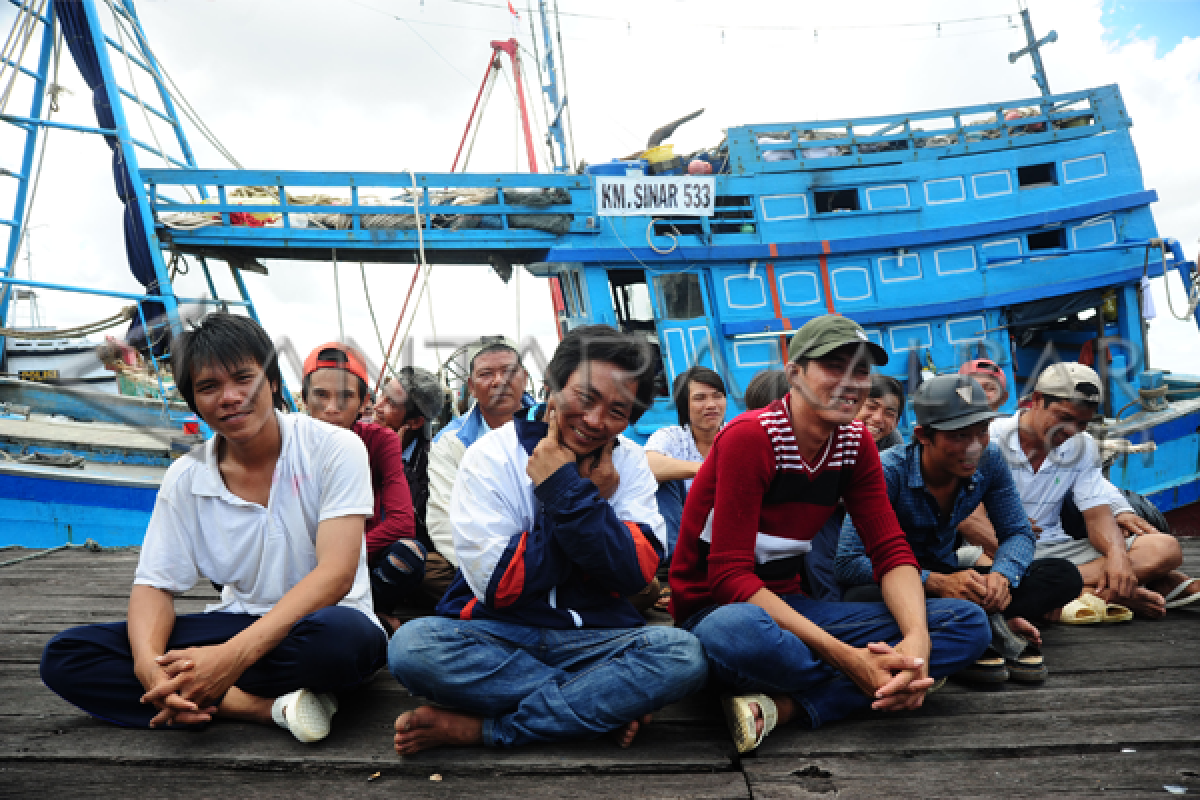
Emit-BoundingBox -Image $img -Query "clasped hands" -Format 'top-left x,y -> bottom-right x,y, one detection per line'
927,569 -> 1011,613
839,636 -> 934,712
138,642 -> 245,728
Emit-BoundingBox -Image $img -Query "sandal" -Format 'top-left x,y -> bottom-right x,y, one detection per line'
1165,577 -> 1200,609
721,693 -> 777,754
1078,592 -> 1133,623
1005,643 -> 1048,684
1058,596 -> 1101,625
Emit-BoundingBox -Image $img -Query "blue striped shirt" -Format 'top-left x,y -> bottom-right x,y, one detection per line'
835,440 -> 1036,589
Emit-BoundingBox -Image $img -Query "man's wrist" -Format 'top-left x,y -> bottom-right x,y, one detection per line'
924,573 -> 944,596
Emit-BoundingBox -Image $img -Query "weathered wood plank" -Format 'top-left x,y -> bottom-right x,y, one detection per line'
743,749 -> 1200,799
0,763 -> 751,799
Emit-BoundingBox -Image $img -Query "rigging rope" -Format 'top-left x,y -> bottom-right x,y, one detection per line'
1154,240 -> 1200,322
0,304 -> 135,339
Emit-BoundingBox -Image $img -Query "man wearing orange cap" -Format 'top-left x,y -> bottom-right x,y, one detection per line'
302,344 -> 422,630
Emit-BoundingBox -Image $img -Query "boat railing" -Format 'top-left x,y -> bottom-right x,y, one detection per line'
141,169 -> 595,245
728,85 -> 1127,172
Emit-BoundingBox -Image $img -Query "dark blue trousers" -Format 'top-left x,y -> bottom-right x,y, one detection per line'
40,606 -> 387,729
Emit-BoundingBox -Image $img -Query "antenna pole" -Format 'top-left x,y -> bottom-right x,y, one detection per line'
1008,6 -> 1057,97
536,0 -> 569,172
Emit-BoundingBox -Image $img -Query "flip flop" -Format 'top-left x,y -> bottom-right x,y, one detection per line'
1078,592 -> 1133,624
1164,577 -> 1200,610
721,693 -> 777,754
1006,643 -> 1048,684
1059,596 -> 1101,625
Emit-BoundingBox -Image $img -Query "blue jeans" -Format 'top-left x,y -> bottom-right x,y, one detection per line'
655,479 -> 687,561
389,617 -> 708,747
41,606 -> 388,729
687,596 -> 990,729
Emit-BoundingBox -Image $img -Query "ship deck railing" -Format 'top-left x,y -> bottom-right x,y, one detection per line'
727,85 -> 1128,172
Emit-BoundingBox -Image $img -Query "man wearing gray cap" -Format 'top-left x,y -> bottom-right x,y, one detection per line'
991,362 -> 1188,618
836,374 -> 1083,683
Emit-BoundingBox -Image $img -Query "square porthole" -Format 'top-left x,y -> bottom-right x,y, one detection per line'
1017,163 -> 1057,189
813,189 -> 860,213
1027,228 -> 1065,251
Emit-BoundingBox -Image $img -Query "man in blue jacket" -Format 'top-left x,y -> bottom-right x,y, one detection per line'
388,325 -> 707,754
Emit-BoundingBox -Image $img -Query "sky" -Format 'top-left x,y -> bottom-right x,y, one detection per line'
0,0 -> 1198,390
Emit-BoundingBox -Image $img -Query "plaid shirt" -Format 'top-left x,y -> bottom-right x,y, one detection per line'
836,440 -> 1036,588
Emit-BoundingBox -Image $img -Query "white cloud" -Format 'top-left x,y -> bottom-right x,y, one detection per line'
3,0 -> 1198,387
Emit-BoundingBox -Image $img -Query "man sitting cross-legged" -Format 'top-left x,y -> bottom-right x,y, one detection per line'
40,313 -> 387,742
992,362 -> 1186,619
388,325 -> 708,754
836,375 -> 1083,684
669,315 -> 991,754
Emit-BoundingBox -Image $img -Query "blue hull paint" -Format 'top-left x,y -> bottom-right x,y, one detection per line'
0,472 -> 156,548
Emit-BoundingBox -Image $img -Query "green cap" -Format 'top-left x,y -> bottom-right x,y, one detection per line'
787,315 -> 888,366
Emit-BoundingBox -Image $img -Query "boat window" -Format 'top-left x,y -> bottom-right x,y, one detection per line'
608,269 -> 657,334
553,275 -> 575,316
1017,163 -> 1057,189
814,189 -> 860,213
1027,228 -> 1066,251
571,272 -> 586,314
654,273 -> 706,320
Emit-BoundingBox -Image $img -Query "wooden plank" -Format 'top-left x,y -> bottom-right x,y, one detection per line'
0,763 -> 751,799
743,749 -> 1200,799
755,707 -> 1200,759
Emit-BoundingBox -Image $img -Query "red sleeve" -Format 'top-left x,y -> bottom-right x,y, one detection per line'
840,424 -> 917,582
355,422 -> 415,560
704,418 -> 776,607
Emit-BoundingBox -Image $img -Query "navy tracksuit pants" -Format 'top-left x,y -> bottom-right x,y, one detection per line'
40,606 -> 387,728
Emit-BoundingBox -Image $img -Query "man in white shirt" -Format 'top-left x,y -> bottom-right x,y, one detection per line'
41,313 -> 387,742
991,362 -> 1184,618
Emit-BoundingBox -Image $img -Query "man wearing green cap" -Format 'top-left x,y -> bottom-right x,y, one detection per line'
836,374 -> 1083,683
669,315 -> 991,753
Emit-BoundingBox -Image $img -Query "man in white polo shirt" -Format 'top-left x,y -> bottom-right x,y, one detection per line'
991,362 -> 1184,618
41,313 -> 387,742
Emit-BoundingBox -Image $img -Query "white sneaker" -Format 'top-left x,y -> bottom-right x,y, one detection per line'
271,689 -> 338,743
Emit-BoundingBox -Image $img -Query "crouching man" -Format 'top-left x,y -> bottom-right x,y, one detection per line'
388,325 -> 707,753
40,313 -> 387,742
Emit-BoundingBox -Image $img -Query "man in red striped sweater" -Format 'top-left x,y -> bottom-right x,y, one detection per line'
670,315 -> 991,752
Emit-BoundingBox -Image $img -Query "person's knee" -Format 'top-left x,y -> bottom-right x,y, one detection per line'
39,630 -> 75,695
1145,533 -> 1184,573
387,617 -> 448,692
293,607 -> 386,684
641,627 -> 708,691
693,605 -> 776,671
929,598 -> 991,658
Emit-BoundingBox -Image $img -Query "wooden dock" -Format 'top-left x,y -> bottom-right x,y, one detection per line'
2,542 -> 1197,798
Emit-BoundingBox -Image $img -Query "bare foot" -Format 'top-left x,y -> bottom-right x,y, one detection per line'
1043,608 -> 1062,623
393,706 -> 484,755
615,714 -> 652,748
747,695 -> 796,739
1006,616 -> 1042,647
1120,587 -> 1166,619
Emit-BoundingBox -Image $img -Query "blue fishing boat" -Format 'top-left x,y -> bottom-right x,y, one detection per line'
1,0 -> 1198,548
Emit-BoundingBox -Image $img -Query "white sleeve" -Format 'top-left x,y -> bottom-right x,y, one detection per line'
1102,478 -> 1135,517
643,425 -> 674,456
610,436 -> 669,551
450,434 -> 527,600
426,434 -> 463,565
1067,435 -> 1119,513
317,427 -> 374,522
133,490 -> 199,595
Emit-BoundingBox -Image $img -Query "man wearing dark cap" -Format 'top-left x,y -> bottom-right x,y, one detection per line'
836,374 -> 1083,684
301,344 -> 423,628
669,314 -> 990,753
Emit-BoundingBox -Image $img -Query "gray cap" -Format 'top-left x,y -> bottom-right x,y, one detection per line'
395,366 -> 444,421
912,374 -> 1002,431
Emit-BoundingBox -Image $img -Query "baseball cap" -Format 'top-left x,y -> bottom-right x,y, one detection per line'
912,374 -> 1002,431
394,365 -> 444,421
788,314 -> 888,366
1034,362 -> 1104,404
303,342 -> 369,386
959,359 -> 1007,394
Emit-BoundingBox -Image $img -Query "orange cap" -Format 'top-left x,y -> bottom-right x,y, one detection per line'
303,342 -> 369,386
